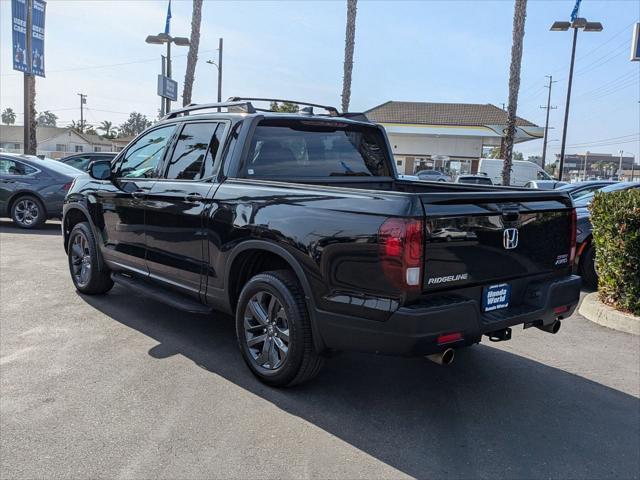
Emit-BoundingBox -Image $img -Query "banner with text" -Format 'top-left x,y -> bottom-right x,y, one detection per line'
31,0 -> 46,77
11,0 -> 28,73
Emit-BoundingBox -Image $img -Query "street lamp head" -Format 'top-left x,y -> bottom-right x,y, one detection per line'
584,22 -> 603,32
550,21 -> 571,31
145,35 -> 165,44
571,17 -> 587,29
157,32 -> 171,41
173,37 -> 191,46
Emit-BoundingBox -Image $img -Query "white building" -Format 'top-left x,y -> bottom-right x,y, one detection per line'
0,125 -> 115,158
365,101 -> 544,176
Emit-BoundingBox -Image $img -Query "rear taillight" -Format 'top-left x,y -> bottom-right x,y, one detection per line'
569,208 -> 577,265
378,217 -> 424,291
62,181 -> 73,191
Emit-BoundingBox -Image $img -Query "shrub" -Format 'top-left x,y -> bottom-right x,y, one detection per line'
590,188 -> 640,315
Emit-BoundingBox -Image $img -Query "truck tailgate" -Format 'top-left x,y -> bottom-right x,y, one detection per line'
420,191 -> 574,292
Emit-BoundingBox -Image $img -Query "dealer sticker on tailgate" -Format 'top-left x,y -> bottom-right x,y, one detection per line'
482,283 -> 511,312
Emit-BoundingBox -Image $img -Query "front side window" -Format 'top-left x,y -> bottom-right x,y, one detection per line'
165,123 -> 220,180
117,125 -> 176,179
242,119 -> 391,178
64,156 -> 91,171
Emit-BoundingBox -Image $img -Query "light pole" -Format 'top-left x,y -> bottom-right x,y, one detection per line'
146,33 -> 190,114
550,17 -> 603,181
206,38 -> 224,111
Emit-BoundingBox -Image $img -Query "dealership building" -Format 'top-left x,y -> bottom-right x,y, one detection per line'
364,101 -> 544,176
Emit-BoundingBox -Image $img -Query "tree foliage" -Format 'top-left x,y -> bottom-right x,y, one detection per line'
118,112 -> 152,137
36,110 -> 58,127
1,108 -> 16,125
270,101 -> 299,113
98,120 -> 117,139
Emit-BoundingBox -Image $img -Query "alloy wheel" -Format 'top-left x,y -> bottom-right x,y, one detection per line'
70,231 -> 92,288
243,291 -> 290,370
14,199 -> 39,226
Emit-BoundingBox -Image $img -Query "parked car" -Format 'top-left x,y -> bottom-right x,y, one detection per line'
1,153 -> 82,228
524,180 -> 568,189
415,169 -> 451,182
478,158 -> 552,186
62,98 -> 581,386
574,182 -> 640,288
555,180 -> 618,201
60,152 -> 117,172
456,174 -> 493,185
397,174 -> 420,181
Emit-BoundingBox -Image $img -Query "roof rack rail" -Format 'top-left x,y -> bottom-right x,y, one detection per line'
227,97 -> 340,117
341,112 -> 370,122
163,101 -> 256,120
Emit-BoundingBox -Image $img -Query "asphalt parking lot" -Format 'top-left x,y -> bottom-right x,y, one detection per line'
1,220 -> 639,479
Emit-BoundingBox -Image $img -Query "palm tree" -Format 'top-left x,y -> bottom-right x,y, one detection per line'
1,108 -> 16,125
500,0 -> 527,186
98,120 -> 116,138
26,77 -> 37,154
182,0 -> 203,106
341,0 -> 358,113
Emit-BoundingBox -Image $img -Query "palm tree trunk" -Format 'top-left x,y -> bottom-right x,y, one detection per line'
182,0 -> 203,106
341,0 -> 358,113
500,0 -> 527,186
27,76 -> 37,154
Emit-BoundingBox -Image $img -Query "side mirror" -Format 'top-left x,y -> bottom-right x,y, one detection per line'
88,160 -> 112,180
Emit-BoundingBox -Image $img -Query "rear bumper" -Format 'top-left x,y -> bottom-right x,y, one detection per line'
314,275 -> 581,356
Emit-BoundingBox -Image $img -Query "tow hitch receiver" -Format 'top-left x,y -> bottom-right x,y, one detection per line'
487,327 -> 512,342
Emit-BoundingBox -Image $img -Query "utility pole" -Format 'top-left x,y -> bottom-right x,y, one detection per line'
618,149 -> 623,178
160,56 -> 166,117
217,38 -> 223,106
539,75 -> 557,169
165,40 -> 172,114
78,93 -> 87,132
583,151 -> 589,181
23,0 -> 34,154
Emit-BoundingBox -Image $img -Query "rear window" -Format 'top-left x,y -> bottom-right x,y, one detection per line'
241,119 -> 391,178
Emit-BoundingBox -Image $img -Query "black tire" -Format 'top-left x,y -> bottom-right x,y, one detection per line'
236,270 -> 323,387
67,222 -> 114,294
580,244 -> 598,290
11,195 -> 45,229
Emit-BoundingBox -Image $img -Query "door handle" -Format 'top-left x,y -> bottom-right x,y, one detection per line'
184,192 -> 203,202
131,190 -> 147,199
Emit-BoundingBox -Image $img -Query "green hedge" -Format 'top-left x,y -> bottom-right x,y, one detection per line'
590,188 -> 640,315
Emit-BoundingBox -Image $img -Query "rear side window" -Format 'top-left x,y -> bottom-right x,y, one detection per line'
0,159 -> 37,175
117,125 -> 176,178
165,122 -> 221,180
242,119 -> 391,178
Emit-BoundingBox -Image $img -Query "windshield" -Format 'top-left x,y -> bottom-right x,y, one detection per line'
242,119 -> 392,178
37,157 -> 84,175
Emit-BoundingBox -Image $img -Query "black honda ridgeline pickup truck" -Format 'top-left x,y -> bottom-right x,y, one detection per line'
63,98 -> 581,386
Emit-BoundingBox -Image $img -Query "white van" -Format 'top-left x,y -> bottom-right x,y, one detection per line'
478,159 -> 551,186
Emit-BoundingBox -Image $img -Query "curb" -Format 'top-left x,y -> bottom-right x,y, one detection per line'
579,292 -> 640,335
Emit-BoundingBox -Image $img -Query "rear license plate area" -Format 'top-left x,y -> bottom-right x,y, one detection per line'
482,283 -> 511,312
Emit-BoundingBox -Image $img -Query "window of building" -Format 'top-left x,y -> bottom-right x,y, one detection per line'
56,144 -> 67,152
75,145 -> 83,152
94,146 -> 101,152
116,124 -> 176,178
165,122 -> 219,180
13,143 -> 21,150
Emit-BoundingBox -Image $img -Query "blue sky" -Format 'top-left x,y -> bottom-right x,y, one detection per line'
1,0 -> 638,162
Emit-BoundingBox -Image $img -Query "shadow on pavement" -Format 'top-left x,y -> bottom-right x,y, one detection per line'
0,220 -> 61,236
81,285 -> 640,479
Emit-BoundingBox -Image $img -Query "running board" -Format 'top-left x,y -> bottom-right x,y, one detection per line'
111,273 -> 213,314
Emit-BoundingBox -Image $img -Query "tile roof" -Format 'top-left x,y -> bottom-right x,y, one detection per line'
364,101 -> 537,127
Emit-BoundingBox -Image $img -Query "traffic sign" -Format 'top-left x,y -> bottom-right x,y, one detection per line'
157,74 -> 178,101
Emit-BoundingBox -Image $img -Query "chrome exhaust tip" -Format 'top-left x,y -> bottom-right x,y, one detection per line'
537,320 -> 562,334
426,348 -> 455,366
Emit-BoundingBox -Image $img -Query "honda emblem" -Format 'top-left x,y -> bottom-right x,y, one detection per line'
503,228 -> 519,249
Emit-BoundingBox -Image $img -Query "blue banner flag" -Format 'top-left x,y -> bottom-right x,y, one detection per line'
164,0 -> 172,35
570,0 -> 582,22
11,0 -> 29,73
31,0 -> 46,77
